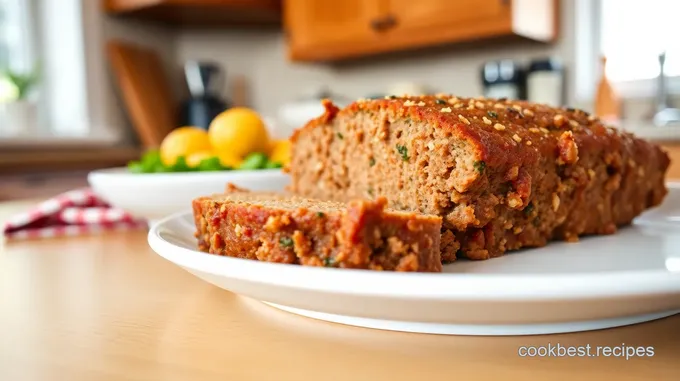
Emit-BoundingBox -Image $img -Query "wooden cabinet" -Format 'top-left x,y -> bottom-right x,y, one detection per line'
284,0 -> 382,60
284,0 -> 380,46
387,0 -> 508,33
285,0 -> 557,62
385,0 -> 512,45
104,0 -> 282,27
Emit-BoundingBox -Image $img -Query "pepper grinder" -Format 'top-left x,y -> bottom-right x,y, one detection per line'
180,61 -> 229,129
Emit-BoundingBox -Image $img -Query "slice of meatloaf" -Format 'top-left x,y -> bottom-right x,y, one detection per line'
192,185 -> 443,272
287,95 -> 671,261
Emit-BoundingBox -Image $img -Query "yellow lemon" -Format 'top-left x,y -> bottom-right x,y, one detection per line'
185,150 -> 215,168
269,139 -> 291,165
160,127 -> 211,166
217,152 -> 243,169
266,139 -> 279,155
209,107 -> 270,158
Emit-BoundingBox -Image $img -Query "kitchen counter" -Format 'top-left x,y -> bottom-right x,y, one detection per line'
0,144 -> 140,175
1,200 -> 679,381
0,144 -> 141,201
662,143 -> 680,179
620,123 -> 680,142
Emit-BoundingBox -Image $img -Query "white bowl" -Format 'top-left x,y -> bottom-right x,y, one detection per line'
88,167 -> 290,221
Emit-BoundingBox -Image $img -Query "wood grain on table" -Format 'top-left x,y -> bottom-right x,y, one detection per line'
0,201 -> 679,381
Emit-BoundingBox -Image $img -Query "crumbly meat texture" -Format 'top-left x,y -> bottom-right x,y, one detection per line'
288,95 -> 671,261
192,186 -> 443,272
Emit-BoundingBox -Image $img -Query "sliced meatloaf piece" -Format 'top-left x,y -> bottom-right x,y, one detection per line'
192,185 -> 443,272
288,95 -> 671,261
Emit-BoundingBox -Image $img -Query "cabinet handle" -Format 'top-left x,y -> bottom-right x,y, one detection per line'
370,18 -> 387,31
370,15 -> 397,31
383,14 -> 397,28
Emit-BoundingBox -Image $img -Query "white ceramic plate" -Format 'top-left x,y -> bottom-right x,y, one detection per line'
89,167 -> 289,222
147,184 -> 680,336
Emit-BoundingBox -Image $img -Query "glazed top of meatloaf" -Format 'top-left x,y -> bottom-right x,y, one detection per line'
291,95 -> 671,177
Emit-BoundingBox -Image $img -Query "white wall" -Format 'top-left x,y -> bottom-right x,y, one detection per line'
173,0 -> 575,118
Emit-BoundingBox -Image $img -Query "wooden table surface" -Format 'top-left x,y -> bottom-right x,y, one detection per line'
1,200 -> 679,381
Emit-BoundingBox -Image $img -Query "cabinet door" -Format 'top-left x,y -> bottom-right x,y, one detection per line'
385,0 -> 512,46
284,0 -> 383,61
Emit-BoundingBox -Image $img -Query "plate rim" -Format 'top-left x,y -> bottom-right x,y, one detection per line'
147,182 -> 680,301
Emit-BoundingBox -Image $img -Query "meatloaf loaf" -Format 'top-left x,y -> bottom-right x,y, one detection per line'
288,95 -> 671,261
192,185 -> 443,272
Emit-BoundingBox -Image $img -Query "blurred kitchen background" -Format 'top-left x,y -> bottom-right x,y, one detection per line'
1,0 -> 680,200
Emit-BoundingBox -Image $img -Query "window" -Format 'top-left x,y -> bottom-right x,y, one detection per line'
0,0 -> 121,142
0,1 -> 8,68
0,0 -> 40,138
0,0 -> 36,72
600,0 -> 680,82
576,0 -> 680,100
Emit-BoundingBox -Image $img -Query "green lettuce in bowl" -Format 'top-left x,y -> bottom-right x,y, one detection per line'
127,150 -> 282,174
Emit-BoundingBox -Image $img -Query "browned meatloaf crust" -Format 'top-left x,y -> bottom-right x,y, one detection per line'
288,95 -> 671,262
192,185 -> 443,272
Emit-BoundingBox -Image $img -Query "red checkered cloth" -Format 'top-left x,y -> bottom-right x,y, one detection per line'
3,188 -> 147,240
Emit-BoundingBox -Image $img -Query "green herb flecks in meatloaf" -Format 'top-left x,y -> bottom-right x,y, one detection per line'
192,185 -> 443,272
287,95 -> 670,262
